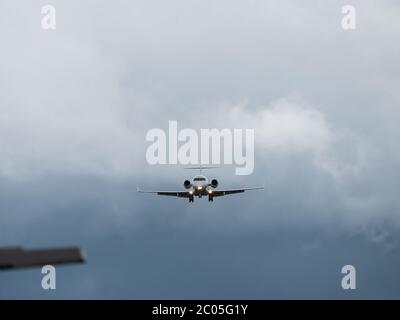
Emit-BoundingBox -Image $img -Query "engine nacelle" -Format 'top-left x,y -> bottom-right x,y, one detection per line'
210,179 -> 218,188
183,180 -> 192,189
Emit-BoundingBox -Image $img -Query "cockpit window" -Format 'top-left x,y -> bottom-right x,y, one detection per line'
193,177 -> 206,181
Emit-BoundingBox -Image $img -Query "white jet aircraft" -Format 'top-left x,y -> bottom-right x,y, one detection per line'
137,166 -> 264,202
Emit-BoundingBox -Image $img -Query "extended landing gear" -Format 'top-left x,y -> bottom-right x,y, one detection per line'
208,195 -> 213,202
189,196 -> 194,203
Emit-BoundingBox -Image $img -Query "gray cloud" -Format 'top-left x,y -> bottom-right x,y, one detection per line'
0,0 -> 400,298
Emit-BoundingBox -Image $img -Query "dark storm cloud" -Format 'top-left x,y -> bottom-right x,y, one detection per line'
1,0 -> 400,298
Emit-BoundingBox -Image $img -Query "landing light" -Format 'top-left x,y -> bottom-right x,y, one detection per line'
208,190 -> 212,194
189,191 -> 193,195
198,186 -> 202,190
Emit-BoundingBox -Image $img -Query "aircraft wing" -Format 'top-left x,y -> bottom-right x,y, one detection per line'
137,188 -> 190,198
211,186 -> 264,197
0,246 -> 85,270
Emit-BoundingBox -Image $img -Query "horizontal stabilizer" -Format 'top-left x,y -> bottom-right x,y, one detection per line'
0,246 -> 85,270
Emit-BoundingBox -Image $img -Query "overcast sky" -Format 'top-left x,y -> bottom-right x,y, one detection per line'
1,0 -> 400,299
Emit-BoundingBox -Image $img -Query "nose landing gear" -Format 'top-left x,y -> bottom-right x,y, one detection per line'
208,195 -> 213,202
189,196 -> 194,203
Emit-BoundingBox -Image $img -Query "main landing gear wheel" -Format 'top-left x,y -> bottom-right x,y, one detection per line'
189,196 -> 194,203
208,195 -> 213,202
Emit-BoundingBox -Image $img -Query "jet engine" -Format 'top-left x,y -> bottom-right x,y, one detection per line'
183,180 -> 192,189
210,179 -> 218,188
